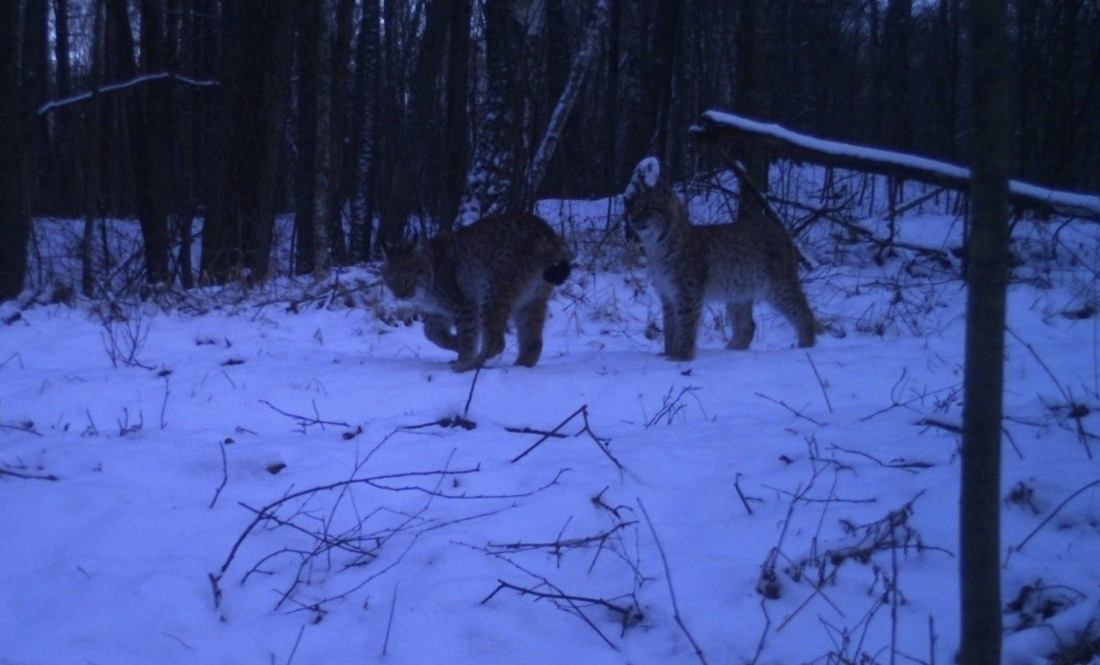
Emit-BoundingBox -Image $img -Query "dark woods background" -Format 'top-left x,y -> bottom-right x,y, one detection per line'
2,0 -> 1098,299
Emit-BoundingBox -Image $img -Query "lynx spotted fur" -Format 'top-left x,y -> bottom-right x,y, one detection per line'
623,158 -> 814,360
382,213 -> 571,372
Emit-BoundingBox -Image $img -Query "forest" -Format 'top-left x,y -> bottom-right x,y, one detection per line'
1,0 -> 1099,299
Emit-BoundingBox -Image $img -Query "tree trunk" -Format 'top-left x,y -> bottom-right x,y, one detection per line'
0,0 -> 47,302
959,0 -> 1010,662
440,0 -> 473,225
310,0 -> 337,277
883,0 -> 913,151
525,0 -> 610,206
456,0 -> 526,225
104,0 -> 171,286
293,0 -> 320,275
349,0 -> 380,261
200,0 -> 294,285
0,0 -> 32,301
735,0 -> 770,221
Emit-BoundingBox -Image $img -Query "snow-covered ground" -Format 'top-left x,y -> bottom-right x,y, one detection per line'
3,171 -> 1099,665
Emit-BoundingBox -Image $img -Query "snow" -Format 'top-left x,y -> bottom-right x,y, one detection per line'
3,171 -> 1100,665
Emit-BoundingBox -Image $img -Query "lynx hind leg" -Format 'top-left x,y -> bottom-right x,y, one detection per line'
513,287 -> 550,367
453,296 -> 512,373
668,295 -> 703,361
659,296 -> 677,356
768,282 -> 816,348
422,313 -> 459,352
451,307 -> 480,370
725,301 -> 756,350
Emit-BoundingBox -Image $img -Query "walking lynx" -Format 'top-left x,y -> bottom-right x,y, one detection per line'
381,213 -> 572,372
622,157 -> 815,360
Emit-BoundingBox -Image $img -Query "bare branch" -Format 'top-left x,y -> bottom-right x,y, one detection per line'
38,72 -> 219,115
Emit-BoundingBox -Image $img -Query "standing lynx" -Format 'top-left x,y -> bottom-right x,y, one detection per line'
622,158 -> 815,360
381,213 -> 572,372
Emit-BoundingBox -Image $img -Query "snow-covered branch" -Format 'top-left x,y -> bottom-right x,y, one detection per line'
693,111 -> 1100,220
37,72 -> 219,116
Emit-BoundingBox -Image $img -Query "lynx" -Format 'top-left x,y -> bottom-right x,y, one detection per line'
622,157 -> 815,360
381,212 -> 572,372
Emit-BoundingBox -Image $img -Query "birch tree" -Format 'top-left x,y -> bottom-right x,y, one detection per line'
525,0 -> 610,205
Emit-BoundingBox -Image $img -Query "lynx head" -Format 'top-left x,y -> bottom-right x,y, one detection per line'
623,157 -> 687,242
380,238 -> 432,300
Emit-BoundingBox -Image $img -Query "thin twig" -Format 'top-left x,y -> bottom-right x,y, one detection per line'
464,367 -> 481,417
159,374 -> 171,429
382,582 -> 398,657
504,426 -> 568,438
734,473 -> 755,515
1005,477 -> 1100,566
806,353 -> 833,413
1007,326 -> 1094,459
284,624 -> 306,665
829,445 -> 933,473
260,399 -> 350,430
511,405 -> 586,463
0,466 -> 59,481
638,498 -> 709,665
0,422 -> 43,436
755,393 -> 825,426
209,439 -> 229,509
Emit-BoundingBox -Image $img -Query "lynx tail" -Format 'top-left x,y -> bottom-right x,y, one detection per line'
542,260 -> 572,286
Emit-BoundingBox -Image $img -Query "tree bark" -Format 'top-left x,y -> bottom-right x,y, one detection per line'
959,0 -> 1010,662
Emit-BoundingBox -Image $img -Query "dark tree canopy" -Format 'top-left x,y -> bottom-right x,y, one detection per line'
1,0 -> 1098,298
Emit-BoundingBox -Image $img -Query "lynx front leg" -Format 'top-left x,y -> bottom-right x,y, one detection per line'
725,301 -> 756,350
513,292 -> 549,367
422,313 -> 459,352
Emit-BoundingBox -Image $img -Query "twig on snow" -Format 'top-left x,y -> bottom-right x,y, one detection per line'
638,498 -> 709,665
0,465 -> 58,481
1005,477 -> 1100,567
209,438 -> 229,509
1007,327 -> 1094,459
463,367 -> 481,417
261,399 -> 350,432
805,353 -> 833,413
382,582 -> 398,657
755,392 -> 825,426
510,405 -> 621,470
734,473 -> 757,515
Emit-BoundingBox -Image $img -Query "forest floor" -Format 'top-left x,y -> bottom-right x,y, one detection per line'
3,169 -> 1100,665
